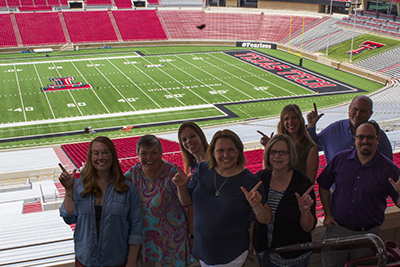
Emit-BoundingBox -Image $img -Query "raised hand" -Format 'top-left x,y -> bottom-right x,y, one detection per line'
257,130 -> 274,147
58,163 -> 76,191
172,164 -> 192,188
241,181 -> 263,208
295,185 -> 314,213
306,103 -> 324,128
389,177 -> 400,194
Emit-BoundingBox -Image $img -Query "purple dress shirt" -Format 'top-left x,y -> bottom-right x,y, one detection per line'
318,148 -> 399,229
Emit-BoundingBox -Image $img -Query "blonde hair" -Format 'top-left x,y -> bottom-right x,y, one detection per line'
277,104 -> 315,147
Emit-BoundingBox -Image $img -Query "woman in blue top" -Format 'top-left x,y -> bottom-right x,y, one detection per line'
178,121 -> 209,248
59,136 -> 144,267
173,129 -> 272,267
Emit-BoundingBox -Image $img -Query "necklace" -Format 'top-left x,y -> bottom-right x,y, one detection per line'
214,170 -> 230,197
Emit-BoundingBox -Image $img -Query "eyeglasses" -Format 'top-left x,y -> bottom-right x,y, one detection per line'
269,150 -> 289,156
355,135 -> 378,140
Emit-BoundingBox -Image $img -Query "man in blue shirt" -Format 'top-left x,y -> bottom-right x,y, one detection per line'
306,95 -> 393,163
318,120 -> 400,267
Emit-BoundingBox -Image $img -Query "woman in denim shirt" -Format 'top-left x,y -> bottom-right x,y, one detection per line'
59,136 -> 144,267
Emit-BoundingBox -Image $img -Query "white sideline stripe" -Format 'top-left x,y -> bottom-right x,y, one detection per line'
154,55 -> 210,104
0,54 -> 141,66
0,104 -> 216,128
108,58 -> 161,109
89,59 -> 136,111
137,56 -> 187,106
70,61 -> 110,114
33,63 -> 56,119
13,65 -> 27,122
174,55 -> 234,102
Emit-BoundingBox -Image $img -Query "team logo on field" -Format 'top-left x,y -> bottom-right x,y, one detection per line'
41,77 -> 92,92
347,41 -> 385,55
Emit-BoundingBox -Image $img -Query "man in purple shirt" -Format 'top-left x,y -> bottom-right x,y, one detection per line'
318,120 -> 400,267
306,95 -> 393,163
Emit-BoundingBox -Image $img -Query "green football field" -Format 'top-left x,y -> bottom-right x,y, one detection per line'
0,46 -> 385,148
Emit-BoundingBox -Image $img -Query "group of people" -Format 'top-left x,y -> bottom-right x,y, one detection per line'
58,94 -> 400,267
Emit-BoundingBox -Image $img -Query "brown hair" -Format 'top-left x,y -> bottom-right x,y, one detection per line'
81,136 -> 128,197
206,129 -> 246,169
263,134 -> 297,171
277,104 -> 315,147
178,121 -> 209,173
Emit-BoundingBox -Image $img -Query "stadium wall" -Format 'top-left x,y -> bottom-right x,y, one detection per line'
258,0 -> 324,12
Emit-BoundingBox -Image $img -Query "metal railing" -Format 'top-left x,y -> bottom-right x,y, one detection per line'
269,233 -> 387,267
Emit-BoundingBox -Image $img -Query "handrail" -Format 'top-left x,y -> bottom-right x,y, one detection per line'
270,234 -> 387,267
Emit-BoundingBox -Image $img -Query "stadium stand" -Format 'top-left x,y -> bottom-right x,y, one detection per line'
63,11 -> 118,43
113,0 -> 132,9
355,47 -> 400,78
113,10 -> 168,41
200,12 -> 260,40
14,12 -> 66,46
0,209 -> 74,267
158,10 -> 203,39
258,14 -> 320,43
0,13 -> 18,47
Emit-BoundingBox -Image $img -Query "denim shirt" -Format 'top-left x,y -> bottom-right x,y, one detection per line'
60,178 -> 144,267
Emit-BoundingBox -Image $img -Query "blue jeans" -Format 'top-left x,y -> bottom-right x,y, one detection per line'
257,251 -> 310,267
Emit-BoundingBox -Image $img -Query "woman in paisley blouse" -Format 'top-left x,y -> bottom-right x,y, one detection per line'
124,135 -> 194,267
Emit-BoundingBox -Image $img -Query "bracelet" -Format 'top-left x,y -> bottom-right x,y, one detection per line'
253,209 -> 263,216
299,207 -> 310,213
66,193 -> 74,200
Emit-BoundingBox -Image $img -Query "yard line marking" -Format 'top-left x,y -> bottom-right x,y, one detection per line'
204,53 -> 279,98
13,65 -> 27,122
198,53 -> 278,98
216,52 -> 309,95
208,52 -> 297,96
70,61 -> 110,114
153,55 -> 210,104
106,59 -> 161,109
175,54 -> 254,100
166,56 -> 233,102
89,60 -> 136,111
33,63 -> 56,119
52,62 -> 83,116
170,55 -> 233,102
126,57 -> 186,107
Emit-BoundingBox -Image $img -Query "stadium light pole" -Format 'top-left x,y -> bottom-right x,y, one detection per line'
350,0 -> 358,63
325,0 -> 333,55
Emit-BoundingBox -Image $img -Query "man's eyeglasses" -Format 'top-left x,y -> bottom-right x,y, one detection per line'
269,150 -> 289,156
355,135 -> 378,140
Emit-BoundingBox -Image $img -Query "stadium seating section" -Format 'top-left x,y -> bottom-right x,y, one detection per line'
0,10 -> 337,47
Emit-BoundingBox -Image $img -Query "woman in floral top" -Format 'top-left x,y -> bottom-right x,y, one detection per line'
124,135 -> 193,267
